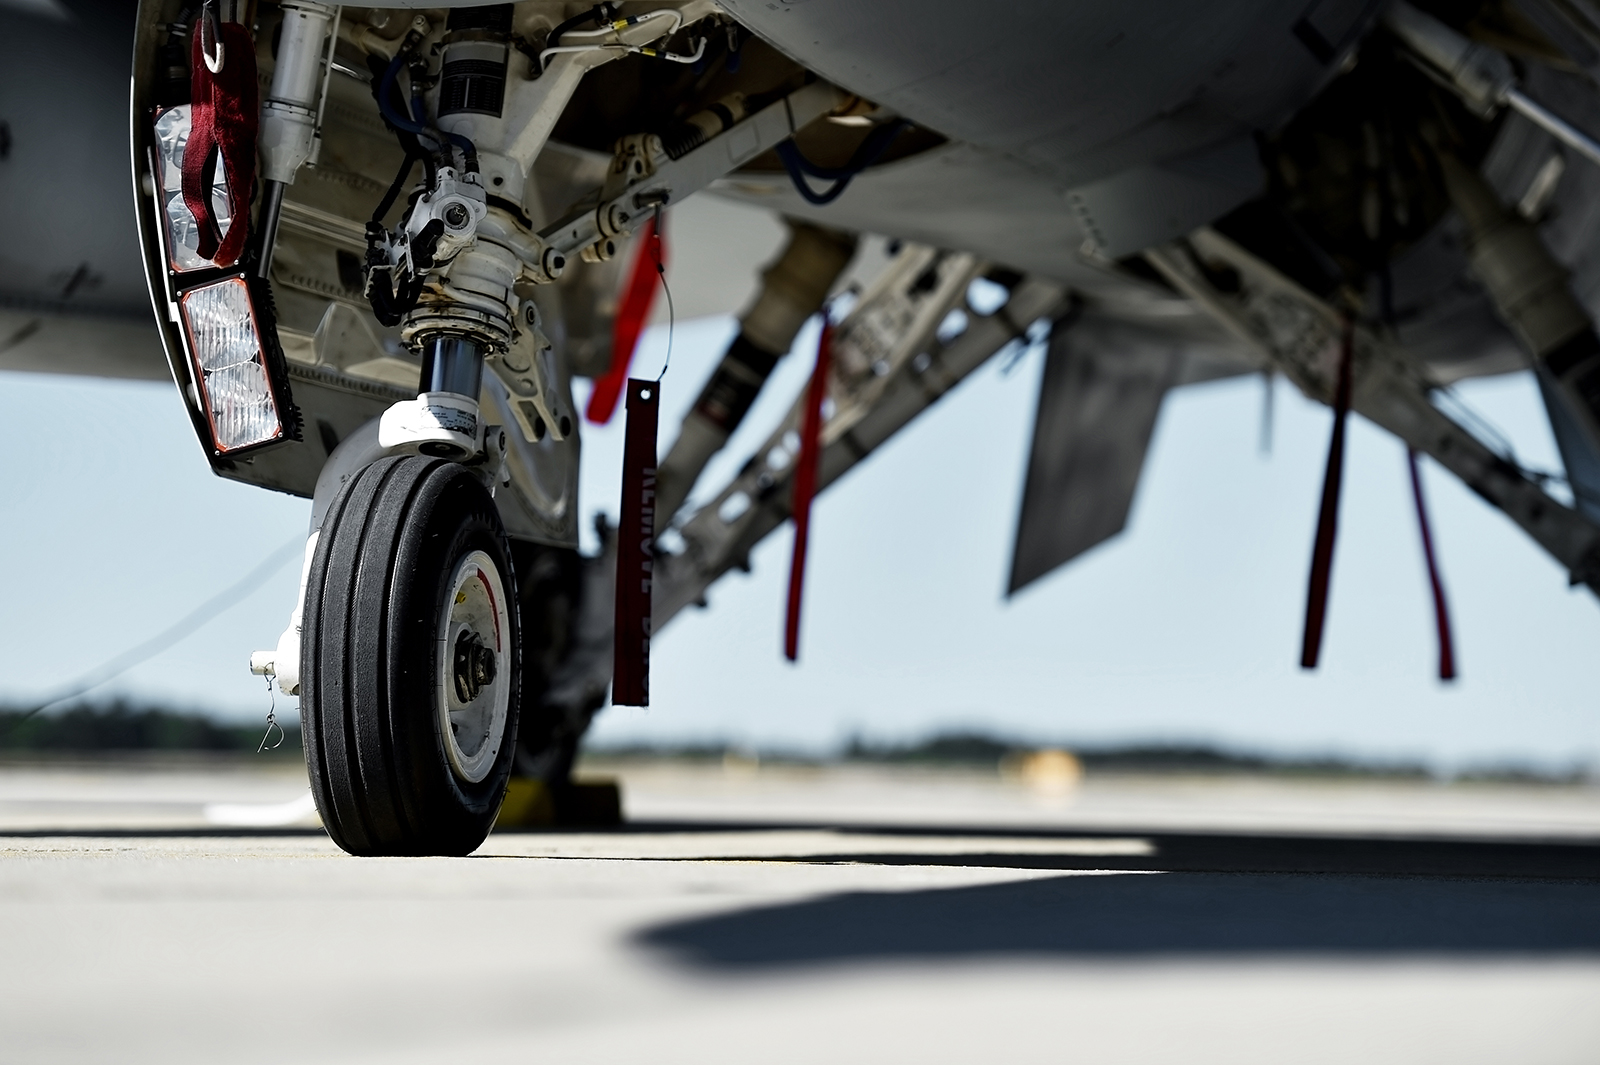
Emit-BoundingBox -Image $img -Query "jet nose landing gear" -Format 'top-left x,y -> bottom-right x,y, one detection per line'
301,456 -> 521,857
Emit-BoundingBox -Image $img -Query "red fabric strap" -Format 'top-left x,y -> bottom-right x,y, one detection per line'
1300,319 -> 1355,670
1408,449 -> 1458,680
784,321 -> 832,662
587,216 -> 666,424
182,21 -> 259,268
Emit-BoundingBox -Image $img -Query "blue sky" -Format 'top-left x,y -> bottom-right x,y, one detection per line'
1,315 -> 1596,771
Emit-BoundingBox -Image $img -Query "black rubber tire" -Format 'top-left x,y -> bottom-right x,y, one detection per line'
302,455 -> 521,856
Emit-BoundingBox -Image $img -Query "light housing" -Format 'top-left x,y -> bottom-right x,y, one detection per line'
177,275 -> 298,455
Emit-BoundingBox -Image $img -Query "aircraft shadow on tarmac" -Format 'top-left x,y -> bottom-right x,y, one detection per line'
636,869 -> 1600,968
616,821 -> 1600,878
624,823 -> 1600,969
13,821 -> 1600,966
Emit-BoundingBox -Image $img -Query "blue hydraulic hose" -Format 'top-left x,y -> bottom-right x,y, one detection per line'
777,120 -> 911,205
378,53 -> 479,171
378,54 -> 427,135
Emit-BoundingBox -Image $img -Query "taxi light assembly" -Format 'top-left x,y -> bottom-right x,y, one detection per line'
177,275 -> 300,455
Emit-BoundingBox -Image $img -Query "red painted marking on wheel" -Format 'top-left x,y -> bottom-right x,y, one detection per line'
476,567 -> 502,650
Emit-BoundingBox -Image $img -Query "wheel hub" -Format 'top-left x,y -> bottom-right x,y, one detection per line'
435,550 -> 511,785
453,630 -> 497,703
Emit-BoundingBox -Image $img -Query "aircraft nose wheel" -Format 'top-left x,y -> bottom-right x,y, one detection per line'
301,455 -> 521,856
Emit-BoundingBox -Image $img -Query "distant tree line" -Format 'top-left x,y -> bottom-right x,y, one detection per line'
591,731 -> 1591,783
841,733 -> 1436,776
0,703 -> 300,753
0,711 -> 1585,783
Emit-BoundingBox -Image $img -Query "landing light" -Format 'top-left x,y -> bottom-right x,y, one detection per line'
177,276 -> 286,453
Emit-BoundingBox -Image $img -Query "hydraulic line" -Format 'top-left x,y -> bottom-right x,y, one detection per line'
535,4 -> 697,74
372,154 -> 416,226
559,8 -> 681,41
546,3 -> 616,50
378,53 -> 479,171
255,180 -> 287,278
777,120 -> 910,205
1386,2 -> 1600,168
538,36 -> 704,71
1505,90 -> 1600,170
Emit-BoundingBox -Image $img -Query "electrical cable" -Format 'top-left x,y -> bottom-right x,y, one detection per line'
546,3 -> 614,49
372,153 -> 416,225
654,206 -> 674,382
1425,383 -> 1600,507
641,36 -> 707,65
410,76 -> 478,172
777,120 -> 911,205
536,3 -> 612,73
538,35 -> 705,70
1431,384 -> 1519,463
537,5 -> 699,73
2,535 -> 306,735
560,8 -> 682,41
1376,262 -> 1585,505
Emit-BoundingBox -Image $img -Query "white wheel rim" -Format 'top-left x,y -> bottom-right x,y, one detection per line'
436,550 -> 511,785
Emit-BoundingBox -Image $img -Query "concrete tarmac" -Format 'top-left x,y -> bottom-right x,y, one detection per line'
2,758 -> 1598,1064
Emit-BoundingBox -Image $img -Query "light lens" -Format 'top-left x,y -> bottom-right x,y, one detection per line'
153,106 -> 233,273
178,278 -> 283,452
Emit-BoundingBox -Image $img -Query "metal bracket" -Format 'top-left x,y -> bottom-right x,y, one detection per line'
650,250 -> 1070,629
538,81 -> 845,265
1145,227 -> 1600,590
489,302 -> 571,443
